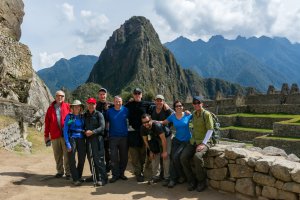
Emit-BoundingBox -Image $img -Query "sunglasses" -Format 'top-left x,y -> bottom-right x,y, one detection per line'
56,95 -> 65,97
142,120 -> 150,124
134,92 -> 141,95
175,105 -> 183,108
193,101 -> 201,105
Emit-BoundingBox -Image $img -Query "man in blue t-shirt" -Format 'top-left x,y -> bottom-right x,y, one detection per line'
106,96 -> 129,183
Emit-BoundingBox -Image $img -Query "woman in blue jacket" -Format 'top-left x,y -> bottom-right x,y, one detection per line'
63,100 -> 86,186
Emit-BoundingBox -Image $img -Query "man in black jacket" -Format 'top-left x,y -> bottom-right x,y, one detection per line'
84,97 -> 107,186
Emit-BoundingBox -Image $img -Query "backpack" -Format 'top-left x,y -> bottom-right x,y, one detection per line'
202,110 -> 221,146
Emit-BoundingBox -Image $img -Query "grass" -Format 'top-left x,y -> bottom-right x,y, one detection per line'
256,135 -> 300,141
0,115 -> 17,129
221,126 -> 273,133
219,113 -> 300,118
26,127 -> 50,154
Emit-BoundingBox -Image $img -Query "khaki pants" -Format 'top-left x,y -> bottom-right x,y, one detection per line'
129,146 -> 146,177
151,136 -> 171,179
51,137 -> 70,175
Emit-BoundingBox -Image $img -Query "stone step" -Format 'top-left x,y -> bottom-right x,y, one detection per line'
218,115 -> 291,129
273,119 -> 300,138
221,127 -> 272,142
253,136 -> 300,157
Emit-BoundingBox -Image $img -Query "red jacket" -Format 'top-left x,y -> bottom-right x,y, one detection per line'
44,101 -> 70,140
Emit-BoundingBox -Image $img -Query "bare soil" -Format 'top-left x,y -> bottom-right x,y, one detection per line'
0,148 -> 237,200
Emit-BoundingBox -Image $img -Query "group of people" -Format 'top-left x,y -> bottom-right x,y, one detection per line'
44,87 -> 215,192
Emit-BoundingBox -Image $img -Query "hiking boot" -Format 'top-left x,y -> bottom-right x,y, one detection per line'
54,173 -> 63,178
187,181 -> 197,191
73,180 -> 81,186
177,177 -> 186,184
84,176 -> 93,182
196,181 -> 206,192
96,181 -> 106,186
148,177 -> 160,185
65,174 -> 71,180
167,180 -> 176,188
136,175 -> 144,182
120,174 -> 128,180
162,179 -> 169,187
109,176 -> 119,183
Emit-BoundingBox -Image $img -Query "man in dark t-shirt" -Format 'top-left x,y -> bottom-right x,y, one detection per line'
141,114 -> 167,184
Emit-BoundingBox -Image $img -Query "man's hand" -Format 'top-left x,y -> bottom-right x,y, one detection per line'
196,144 -> 206,152
85,130 -> 94,137
44,136 -> 50,143
161,151 -> 168,160
67,148 -> 72,152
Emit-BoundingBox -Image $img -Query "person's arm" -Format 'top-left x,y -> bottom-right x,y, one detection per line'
92,112 -> 105,136
159,133 -> 168,159
63,115 -> 72,151
196,113 -> 213,151
44,108 -> 50,142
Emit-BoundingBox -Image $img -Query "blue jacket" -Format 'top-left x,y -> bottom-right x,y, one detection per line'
63,113 -> 85,149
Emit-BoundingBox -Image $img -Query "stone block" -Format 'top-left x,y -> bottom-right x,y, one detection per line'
262,186 -> 278,199
236,158 -> 248,165
220,180 -> 235,193
204,157 -> 214,168
278,190 -> 298,200
256,185 -> 262,196
209,180 -> 220,189
282,182 -> 300,193
270,159 -> 295,182
214,155 -> 228,168
235,178 -> 255,197
229,164 -> 254,178
206,146 -> 225,157
255,157 -> 275,173
291,165 -> 300,183
225,147 -> 248,160
275,180 -> 284,190
229,160 -> 235,164
247,157 -> 258,168
253,172 -> 276,187
235,193 -> 254,200
207,168 -> 227,181
257,197 -> 269,200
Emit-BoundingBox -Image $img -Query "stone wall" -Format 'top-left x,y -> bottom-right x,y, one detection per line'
0,121 -> 31,151
221,129 -> 269,142
246,104 -> 300,115
205,145 -> 300,199
273,122 -> 300,138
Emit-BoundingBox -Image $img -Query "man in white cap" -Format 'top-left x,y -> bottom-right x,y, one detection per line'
44,90 -> 70,179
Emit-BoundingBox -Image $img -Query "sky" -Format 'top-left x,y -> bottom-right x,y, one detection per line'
20,0 -> 300,71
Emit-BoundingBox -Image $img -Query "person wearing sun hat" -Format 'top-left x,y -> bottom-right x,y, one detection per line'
63,100 -> 86,186
83,97 -> 107,186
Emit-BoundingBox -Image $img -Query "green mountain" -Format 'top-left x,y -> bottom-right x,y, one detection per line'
87,16 -> 245,101
165,35 -> 300,91
37,55 -> 97,94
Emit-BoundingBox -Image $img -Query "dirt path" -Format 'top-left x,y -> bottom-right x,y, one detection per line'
0,149 -> 236,200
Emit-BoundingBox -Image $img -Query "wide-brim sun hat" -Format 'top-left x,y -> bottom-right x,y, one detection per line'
70,100 -> 84,108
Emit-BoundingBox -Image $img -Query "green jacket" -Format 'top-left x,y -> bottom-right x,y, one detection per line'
190,108 -> 214,145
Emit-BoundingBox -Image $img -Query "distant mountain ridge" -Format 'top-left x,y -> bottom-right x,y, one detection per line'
87,16 -> 246,101
164,35 -> 300,91
37,55 -> 98,94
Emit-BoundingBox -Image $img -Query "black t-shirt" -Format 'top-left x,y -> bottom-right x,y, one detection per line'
125,100 -> 154,131
149,105 -> 173,121
96,101 -> 114,121
140,122 -> 164,140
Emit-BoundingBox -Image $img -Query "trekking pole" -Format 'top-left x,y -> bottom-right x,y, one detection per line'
89,141 -> 97,187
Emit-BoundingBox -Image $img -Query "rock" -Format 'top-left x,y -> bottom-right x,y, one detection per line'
236,158 -> 248,165
262,146 -> 287,157
275,180 -> 284,190
255,157 -> 276,173
220,180 -> 235,193
235,178 -> 255,196
278,190 -> 298,200
256,185 -> 262,196
270,159 -> 295,182
209,180 -> 220,189
247,157 -> 259,167
207,168 -> 228,181
228,164 -> 254,178
225,147 -> 249,160
235,193 -> 254,200
204,157 -> 214,168
0,0 -> 24,40
253,172 -> 276,187
287,154 -> 300,162
206,145 -> 225,157
291,165 -> 300,183
214,155 -> 228,168
262,186 -> 278,199
282,182 -> 300,193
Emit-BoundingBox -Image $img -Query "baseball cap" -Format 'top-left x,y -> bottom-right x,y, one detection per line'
155,94 -> 165,100
193,96 -> 204,103
98,88 -> 107,93
86,97 -> 97,104
133,88 -> 142,94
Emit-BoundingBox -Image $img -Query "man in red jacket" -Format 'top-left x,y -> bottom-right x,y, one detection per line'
44,90 -> 71,179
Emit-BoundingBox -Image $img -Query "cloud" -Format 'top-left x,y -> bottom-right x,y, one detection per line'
38,52 -> 65,68
75,10 -> 110,43
61,3 -> 75,21
153,0 -> 300,42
